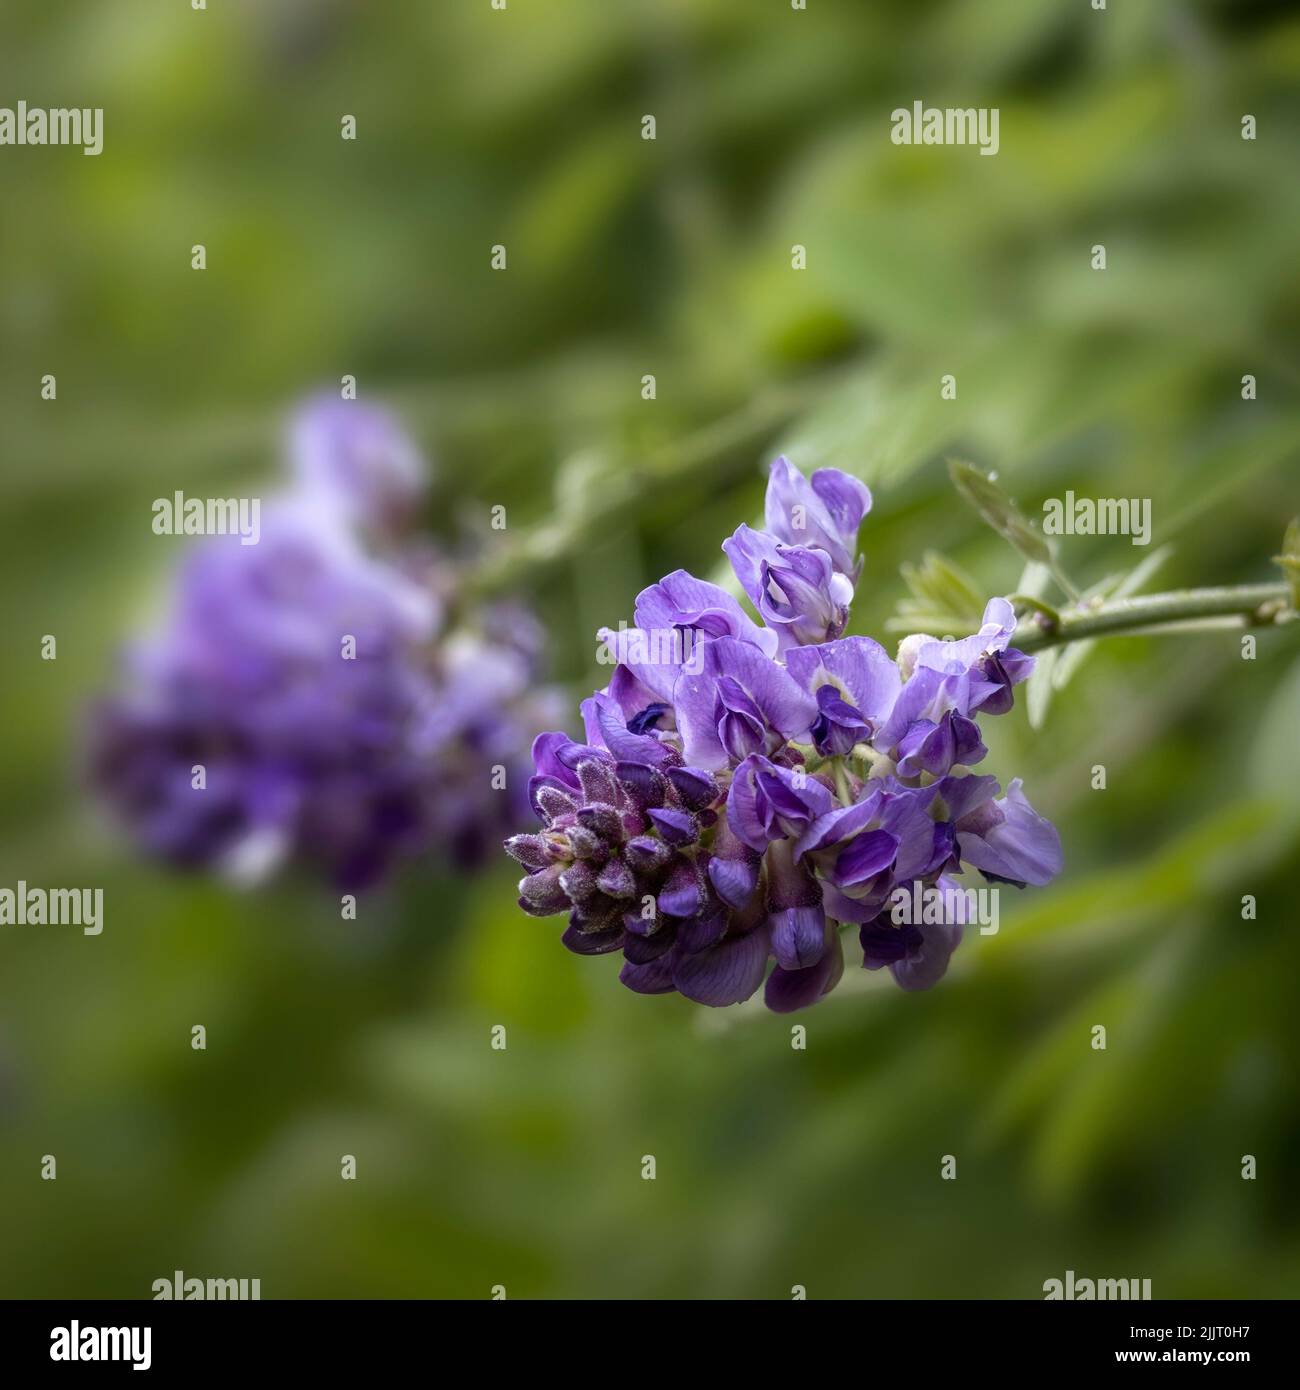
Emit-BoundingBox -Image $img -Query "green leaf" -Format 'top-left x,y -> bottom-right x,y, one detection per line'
947,458 -> 1054,567
887,550 -> 986,636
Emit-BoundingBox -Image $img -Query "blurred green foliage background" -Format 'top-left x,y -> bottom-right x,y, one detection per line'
2,0 -> 1298,1298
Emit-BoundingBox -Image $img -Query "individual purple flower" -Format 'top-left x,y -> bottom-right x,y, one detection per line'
763,456 -> 872,581
785,637 -> 901,757
706,814 -> 762,910
894,709 -> 987,779
635,569 -> 779,659
723,526 -> 853,650
796,780 -> 939,920
936,774 -> 1063,887
860,874 -> 969,991
875,597 -> 1034,757
580,689 -> 679,768
972,647 -> 1037,716
764,916 -> 844,1013
672,637 -> 817,771
765,839 -> 827,972
597,568 -> 778,705
727,754 -> 834,852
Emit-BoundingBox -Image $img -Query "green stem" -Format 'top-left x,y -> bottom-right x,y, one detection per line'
1013,583 -> 1290,653
832,758 -> 853,803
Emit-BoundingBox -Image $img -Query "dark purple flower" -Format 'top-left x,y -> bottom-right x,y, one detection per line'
796,780 -> 939,918
860,874 -> 969,991
598,569 -> 777,705
895,709 -> 987,779
764,917 -> 844,1013
581,690 -> 679,768
972,647 -> 1036,715
727,754 -> 833,852
765,840 -> 826,971
706,814 -> 762,909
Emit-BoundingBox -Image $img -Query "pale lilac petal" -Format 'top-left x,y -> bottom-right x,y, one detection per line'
956,778 -> 1062,886
784,637 -> 901,724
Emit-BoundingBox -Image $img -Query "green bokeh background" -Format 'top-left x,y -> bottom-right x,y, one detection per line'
1,0 -> 1298,1298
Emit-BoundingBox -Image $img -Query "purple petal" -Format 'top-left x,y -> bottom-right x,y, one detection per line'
619,955 -> 678,995
956,778 -> 1062,887
794,787 -> 884,862
672,922 -> 771,1006
531,732 -> 582,789
764,922 -> 844,1013
666,765 -> 719,811
615,761 -> 667,808
647,805 -> 698,846
770,904 -> 827,971
891,920 -> 963,991
707,854 -> 760,910
675,906 -> 728,954
786,636 -> 901,729
763,457 -> 870,578
517,864 -> 569,916
727,753 -> 834,853
622,925 -> 676,963
503,833 -> 552,870
635,568 -> 778,659
860,915 -> 924,969
584,691 -> 676,768
658,860 -> 704,918
832,827 -> 899,889
673,637 -> 817,771
561,922 -> 626,956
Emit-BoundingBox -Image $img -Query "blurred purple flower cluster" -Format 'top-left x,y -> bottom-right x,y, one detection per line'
92,396 -> 562,890
507,458 -> 1061,1011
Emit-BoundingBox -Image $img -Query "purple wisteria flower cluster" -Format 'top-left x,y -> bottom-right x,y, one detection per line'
92,396 -> 562,891
506,458 -> 1062,1011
